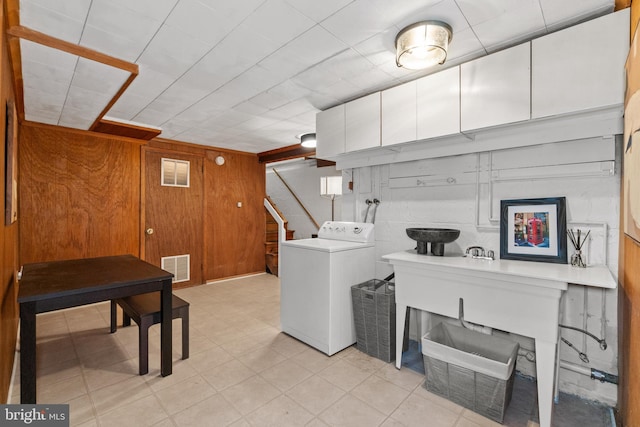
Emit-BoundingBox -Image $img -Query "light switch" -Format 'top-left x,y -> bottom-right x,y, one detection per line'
237,202 -> 242,208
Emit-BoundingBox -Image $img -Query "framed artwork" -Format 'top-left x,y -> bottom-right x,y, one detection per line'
500,197 -> 567,264
5,100 -> 17,225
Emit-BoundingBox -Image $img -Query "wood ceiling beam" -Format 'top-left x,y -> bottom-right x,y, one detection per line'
258,144 -> 316,163
5,24 -> 139,132
616,0 -> 632,11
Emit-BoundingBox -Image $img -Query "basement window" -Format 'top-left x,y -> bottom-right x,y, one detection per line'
161,254 -> 190,283
162,158 -> 190,187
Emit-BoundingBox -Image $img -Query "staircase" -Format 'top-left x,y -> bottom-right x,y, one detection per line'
265,198 -> 294,276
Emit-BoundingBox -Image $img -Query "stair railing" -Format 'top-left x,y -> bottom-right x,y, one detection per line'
271,168 -> 320,230
264,197 -> 286,276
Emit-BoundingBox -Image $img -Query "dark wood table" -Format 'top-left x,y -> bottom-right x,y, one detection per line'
17,255 -> 174,403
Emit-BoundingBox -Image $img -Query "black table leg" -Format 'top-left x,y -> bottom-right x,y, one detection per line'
20,302 -> 37,403
160,279 -> 172,377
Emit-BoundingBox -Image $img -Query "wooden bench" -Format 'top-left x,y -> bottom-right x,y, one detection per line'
110,292 -> 189,375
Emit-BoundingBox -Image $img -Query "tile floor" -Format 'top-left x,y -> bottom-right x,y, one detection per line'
9,273 -> 613,427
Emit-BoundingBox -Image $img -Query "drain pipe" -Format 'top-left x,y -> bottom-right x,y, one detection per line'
559,360 -> 618,385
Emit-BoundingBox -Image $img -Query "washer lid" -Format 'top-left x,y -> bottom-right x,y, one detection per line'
281,238 -> 374,252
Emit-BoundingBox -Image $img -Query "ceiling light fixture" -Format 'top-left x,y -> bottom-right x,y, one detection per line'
395,21 -> 453,70
300,133 -> 317,148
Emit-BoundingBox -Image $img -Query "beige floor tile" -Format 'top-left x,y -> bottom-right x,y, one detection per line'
90,375 -> 152,415
305,418 -> 329,427
380,418 -> 406,427
341,348 -> 388,374
186,343 -> 234,374
221,375 -> 281,415
237,346 -> 287,373
37,357 -> 83,388
455,417 -> 485,427
229,418 -> 251,427
286,375 -> 345,415
172,393 -> 242,427
144,358 -> 199,392
74,418 -> 98,427
152,418 -> 177,427
390,393 -> 460,427
244,395 -> 314,426
202,359 -> 256,391
68,393 -> 96,426
317,359 -> 372,392
291,347 -> 339,373
319,394 -> 387,427
260,359 -> 313,392
458,409 -> 503,427
266,333 -> 310,357
154,375 -> 216,415
350,375 -> 411,416
36,337 -> 78,367
375,364 -> 424,392
98,394 -> 168,427
82,358 -> 138,391
38,375 -> 88,403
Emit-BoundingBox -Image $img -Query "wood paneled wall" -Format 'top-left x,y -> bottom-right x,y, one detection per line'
148,140 -> 266,281
19,123 -> 141,264
204,149 -> 265,280
0,0 -> 19,403
620,3 -> 640,425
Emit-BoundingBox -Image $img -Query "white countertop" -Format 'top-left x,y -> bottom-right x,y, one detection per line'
382,250 -> 617,289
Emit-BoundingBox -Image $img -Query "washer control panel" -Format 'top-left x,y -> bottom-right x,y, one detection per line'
317,221 -> 375,243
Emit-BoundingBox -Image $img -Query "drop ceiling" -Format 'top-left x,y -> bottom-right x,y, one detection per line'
15,0 -> 617,153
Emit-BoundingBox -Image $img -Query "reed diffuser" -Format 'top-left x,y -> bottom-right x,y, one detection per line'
567,228 -> 590,268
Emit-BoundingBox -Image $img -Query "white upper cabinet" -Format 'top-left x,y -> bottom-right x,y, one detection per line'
345,93 -> 381,152
316,104 -> 345,159
460,43 -> 531,132
531,9 -> 629,119
382,81 -> 417,147
417,66 -> 460,140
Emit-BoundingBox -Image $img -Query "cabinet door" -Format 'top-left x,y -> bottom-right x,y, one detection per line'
345,93 -> 381,152
461,43 -> 531,132
417,66 -> 460,140
382,81 -> 416,147
532,9 -> 628,119
316,104 -> 345,159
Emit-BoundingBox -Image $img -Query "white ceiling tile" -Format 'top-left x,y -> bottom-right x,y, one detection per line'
320,0 -> 395,46
80,25 -> 148,62
352,30 -> 397,66
285,0 -> 354,22
22,58 -> 74,87
164,0 -> 235,45
179,52 -> 251,95
137,24 -> 211,79
211,23 -> 280,67
540,0 -> 613,30
132,108 -> 176,127
239,0 -> 315,47
87,0 -> 163,44
234,100 -> 270,116
109,92 -> 154,119
64,86 -> 111,112
72,58 -> 131,94
445,26 -> 486,61
259,26 -> 349,78
99,0 -> 178,22
196,0 -> 264,26
20,2 -> 85,43
468,0 -> 546,49
454,0 -> 521,26
21,0 -> 92,22
20,40 -> 78,72
127,66 -> 175,99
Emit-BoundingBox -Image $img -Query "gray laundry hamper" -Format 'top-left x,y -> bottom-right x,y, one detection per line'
422,322 -> 519,423
351,279 -> 396,362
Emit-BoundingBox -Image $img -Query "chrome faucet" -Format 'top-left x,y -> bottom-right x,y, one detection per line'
464,246 -> 495,260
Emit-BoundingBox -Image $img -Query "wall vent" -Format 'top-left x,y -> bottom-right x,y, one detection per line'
161,254 -> 190,283
162,158 -> 190,187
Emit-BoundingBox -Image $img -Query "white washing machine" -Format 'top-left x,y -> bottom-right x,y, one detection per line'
280,221 -> 375,355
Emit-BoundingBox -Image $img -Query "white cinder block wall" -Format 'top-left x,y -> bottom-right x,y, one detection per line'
266,160 -> 342,239
341,137 -> 620,405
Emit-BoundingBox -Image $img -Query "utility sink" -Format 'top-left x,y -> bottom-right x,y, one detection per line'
406,228 -> 460,256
